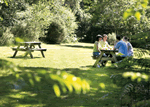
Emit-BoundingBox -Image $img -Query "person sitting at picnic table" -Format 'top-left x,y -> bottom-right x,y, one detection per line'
123,36 -> 134,57
99,34 -> 113,66
114,35 -> 128,61
100,34 -> 113,50
93,34 -> 103,57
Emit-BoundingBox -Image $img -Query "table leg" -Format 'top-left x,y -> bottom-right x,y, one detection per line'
12,45 -> 21,58
29,52 -> 33,58
111,52 -> 117,62
93,52 -> 104,67
24,51 -> 33,58
38,44 -> 45,58
12,51 -> 18,58
41,51 -> 45,58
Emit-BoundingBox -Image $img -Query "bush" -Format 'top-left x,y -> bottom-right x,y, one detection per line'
11,23 -> 37,42
107,32 -> 116,45
131,32 -> 150,49
0,28 -> 14,45
44,5 -> 78,43
45,22 -> 65,44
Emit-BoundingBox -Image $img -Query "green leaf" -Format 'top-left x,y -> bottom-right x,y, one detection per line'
117,52 -> 124,56
137,78 -> 141,82
64,81 -> 73,93
50,74 -> 59,81
0,17 -> 3,21
35,76 -> 41,82
53,84 -> 61,97
27,73 -> 32,78
142,74 -> 149,81
29,79 -> 34,86
141,0 -> 148,8
131,73 -> 137,81
123,9 -> 132,20
123,72 -> 131,78
15,73 -> 20,79
15,37 -> 24,43
135,11 -> 141,21
4,0 -> 8,6
99,83 -> 105,89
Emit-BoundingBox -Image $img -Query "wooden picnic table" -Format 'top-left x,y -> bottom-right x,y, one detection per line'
12,42 -> 47,58
93,49 -> 118,67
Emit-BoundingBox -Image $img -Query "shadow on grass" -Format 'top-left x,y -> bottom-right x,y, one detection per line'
0,59 -> 134,107
8,56 -> 44,59
60,44 -> 93,49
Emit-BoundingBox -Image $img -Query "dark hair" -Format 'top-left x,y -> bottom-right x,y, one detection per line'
123,36 -> 128,41
96,34 -> 102,41
116,35 -> 121,40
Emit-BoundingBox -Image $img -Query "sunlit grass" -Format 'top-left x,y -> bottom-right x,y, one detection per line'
0,42 -> 149,107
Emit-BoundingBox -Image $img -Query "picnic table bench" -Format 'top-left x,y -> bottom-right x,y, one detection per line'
92,49 -> 118,67
11,42 -> 47,58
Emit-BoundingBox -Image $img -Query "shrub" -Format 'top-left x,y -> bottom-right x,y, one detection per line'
45,21 -> 65,44
44,5 -> 78,43
107,32 -> 116,45
131,32 -> 150,49
0,28 -> 14,45
11,23 -> 38,42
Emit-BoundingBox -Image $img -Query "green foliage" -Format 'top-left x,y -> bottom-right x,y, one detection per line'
0,58 -> 90,98
123,72 -> 149,82
44,5 -> 78,43
11,23 -> 37,42
80,0 -> 150,42
123,0 -> 149,21
132,99 -> 150,107
107,32 -> 116,45
0,27 -> 14,45
65,0 -> 92,41
131,32 -> 150,48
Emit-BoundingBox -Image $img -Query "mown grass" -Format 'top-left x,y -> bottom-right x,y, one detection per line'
0,42 -> 149,107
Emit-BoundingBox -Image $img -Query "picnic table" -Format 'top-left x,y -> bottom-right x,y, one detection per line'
12,42 -> 47,58
93,49 -> 118,67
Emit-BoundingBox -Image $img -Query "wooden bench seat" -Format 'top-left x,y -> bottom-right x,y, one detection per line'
92,56 -> 114,61
12,47 -> 47,51
12,47 -> 47,58
12,47 -> 33,51
92,56 -> 99,60
30,48 -> 47,51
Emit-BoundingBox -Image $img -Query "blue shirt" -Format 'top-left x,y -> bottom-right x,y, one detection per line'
115,40 -> 128,57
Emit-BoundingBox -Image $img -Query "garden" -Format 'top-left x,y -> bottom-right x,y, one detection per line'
0,0 -> 150,107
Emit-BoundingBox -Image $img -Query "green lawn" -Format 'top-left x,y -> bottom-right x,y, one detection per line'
0,43 -> 149,107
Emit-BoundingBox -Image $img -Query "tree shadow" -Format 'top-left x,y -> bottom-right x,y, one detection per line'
8,56 -> 43,59
0,60 -> 122,106
60,44 -> 93,49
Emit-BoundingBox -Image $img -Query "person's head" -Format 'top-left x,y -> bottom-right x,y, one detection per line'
116,35 -> 121,41
103,34 -> 108,42
123,36 -> 128,42
96,34 -> 102,41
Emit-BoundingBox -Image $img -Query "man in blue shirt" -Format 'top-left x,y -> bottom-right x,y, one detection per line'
114,35 -> 128,61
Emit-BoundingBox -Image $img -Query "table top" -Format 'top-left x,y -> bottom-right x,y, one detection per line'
101,49 -> 118,52
19,42 -> 41,45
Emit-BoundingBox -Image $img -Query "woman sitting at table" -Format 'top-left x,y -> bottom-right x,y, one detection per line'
100,34 -> 113,66
100,34 -> 113,50
93,34 -> 103,57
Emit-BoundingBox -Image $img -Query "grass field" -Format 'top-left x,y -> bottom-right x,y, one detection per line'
0,42 -> 149,107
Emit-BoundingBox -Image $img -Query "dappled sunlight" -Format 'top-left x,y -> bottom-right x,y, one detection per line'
1,43 -> 149,106
95,73 -> 109,77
